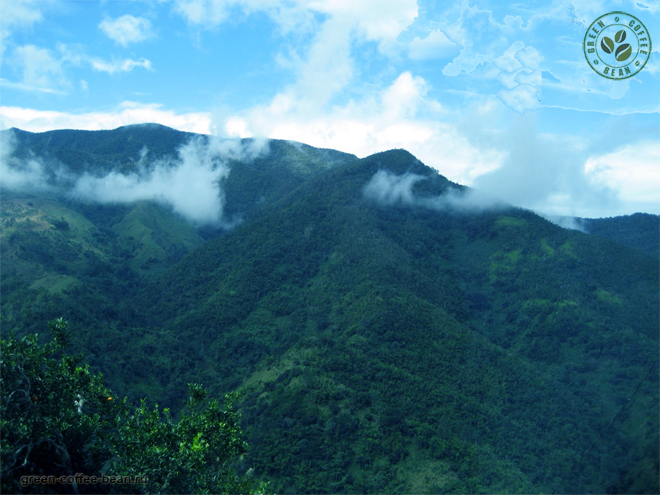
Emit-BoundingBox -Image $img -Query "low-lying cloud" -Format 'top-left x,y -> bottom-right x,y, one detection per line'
0,130 -> 60,191
1,130 -> 269,226
364,170 -> 506,213
71,138 -> 230,225
539,215 -> 586,232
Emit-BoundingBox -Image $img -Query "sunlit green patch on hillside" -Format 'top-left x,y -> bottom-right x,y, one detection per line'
29,274 -> 81,294
595,289 -> 622,305
540,238 -> 555,257
495,216 -> 527,228
559,240 -> 577,258
489,248 -> 522,282
112,201 -> 204,273
1,196 -> 112,284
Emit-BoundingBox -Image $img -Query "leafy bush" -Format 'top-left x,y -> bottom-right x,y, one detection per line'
1,318 -> 268,494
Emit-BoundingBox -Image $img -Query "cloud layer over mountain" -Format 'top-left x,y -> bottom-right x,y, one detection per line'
0,131 -> 269,225
364,170 -> 505,213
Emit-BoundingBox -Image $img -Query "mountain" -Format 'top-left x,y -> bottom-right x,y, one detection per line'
1,125 -> 658,494
1,125 -> 355,283
577,213 -> 660,257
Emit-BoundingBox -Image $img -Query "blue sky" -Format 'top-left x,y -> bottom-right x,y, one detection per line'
1,0 -> 658,218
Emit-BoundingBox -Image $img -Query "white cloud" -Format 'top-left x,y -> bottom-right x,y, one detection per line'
0,0 -> 44,65
170,0 -> 417,38
423,5 -> 546,115
242,71 -> 501,186
364,170 -> 505,212
91,57 -> 153,74
493,42 -> 543,115
408,30 -> 459,60
0,129 -> 52,191
441,2 -> 512,77
585,141 -> 660,212
540,215 -> 586,232
170,0 -> 417,58
0,102 -> 211,134
311,0 -> 417,47
172,0 -> 234,27
173,0 -> 416,112
469,112 -> 627,217
381,72 -> 429,119
99,15 -> 155,46
497,83 -> 542,114
70,137 -> 231,225
364,170 -> 423,205
0,0 -> 43,29
292,15 -> 354,110
0,154 -> 51,191
569,0 -> 610,26
10,44 -> 68,91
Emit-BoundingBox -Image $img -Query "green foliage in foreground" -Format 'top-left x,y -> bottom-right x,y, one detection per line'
1,318 -> 268,494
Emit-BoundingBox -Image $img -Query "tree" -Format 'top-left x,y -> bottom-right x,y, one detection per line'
1,318 -> 268,494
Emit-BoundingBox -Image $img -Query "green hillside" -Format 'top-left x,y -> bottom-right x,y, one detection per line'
1,127 -> 658,494
133,149 -> 658,493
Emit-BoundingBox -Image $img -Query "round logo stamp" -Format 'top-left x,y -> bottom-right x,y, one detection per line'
583,11 -> 652,79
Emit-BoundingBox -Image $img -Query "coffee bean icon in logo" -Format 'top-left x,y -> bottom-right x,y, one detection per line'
602,30 -> 632,61
615,43 -> 632,61
601,37 -> 614,53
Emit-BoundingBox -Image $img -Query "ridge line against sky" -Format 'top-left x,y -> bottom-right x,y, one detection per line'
0,0 -> 658,218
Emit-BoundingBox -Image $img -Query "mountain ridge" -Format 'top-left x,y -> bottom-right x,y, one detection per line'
1,124 -> 658,493
132,145 -> 657,492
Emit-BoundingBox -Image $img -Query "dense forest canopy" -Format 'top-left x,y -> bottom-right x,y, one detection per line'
1,125 -> 658,493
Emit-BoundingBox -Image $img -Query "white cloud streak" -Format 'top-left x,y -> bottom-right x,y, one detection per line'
364,170 -> 505,213
0,78 -> 67,95
90,57 -> 153,74
3,41 -> 153,94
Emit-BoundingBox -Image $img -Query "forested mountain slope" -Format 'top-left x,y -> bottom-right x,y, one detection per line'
137,149 -> 658,493
1,126 -> 657,494
1,125 -> 355,317
578,213 -> 659,257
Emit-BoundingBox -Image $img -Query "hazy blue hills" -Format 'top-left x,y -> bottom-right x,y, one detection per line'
1,125 -> 658,494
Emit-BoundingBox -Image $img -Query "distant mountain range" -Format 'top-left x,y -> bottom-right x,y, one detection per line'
1,124 -> 658,493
